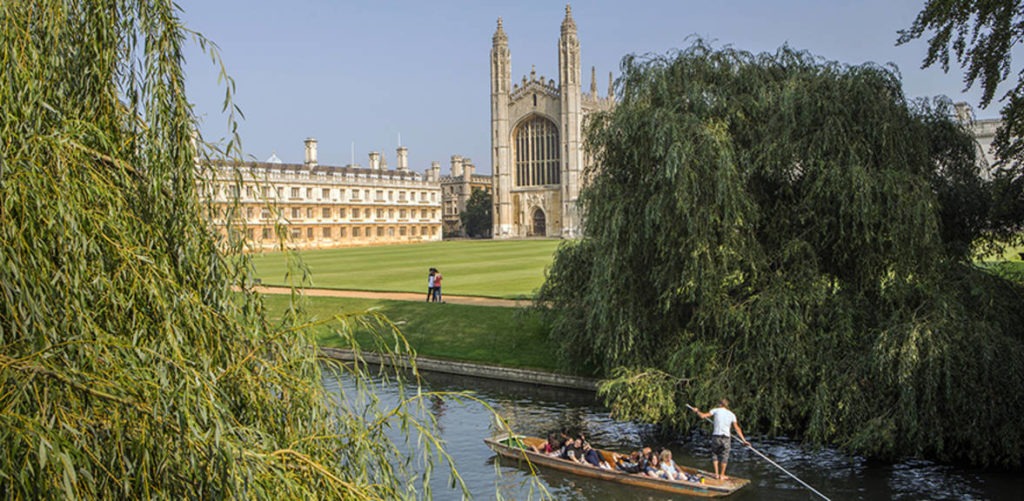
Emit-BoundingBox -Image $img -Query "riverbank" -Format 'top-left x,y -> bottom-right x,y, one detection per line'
320,347 -> 598,391
258,290 -> 563,373
253,286 -> 593,389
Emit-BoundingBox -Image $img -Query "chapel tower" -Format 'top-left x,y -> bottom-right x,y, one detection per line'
558,5 -> 582,237
490,5 -> 611,238
490,17 -> 513,237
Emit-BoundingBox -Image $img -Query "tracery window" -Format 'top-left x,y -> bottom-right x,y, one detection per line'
513,116 -> 560,187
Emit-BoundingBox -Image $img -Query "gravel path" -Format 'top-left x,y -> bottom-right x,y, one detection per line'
253,286 -> 526,308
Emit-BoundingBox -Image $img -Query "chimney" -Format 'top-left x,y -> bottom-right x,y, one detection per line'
369,151 -> 381,170
429,161 -> 441,182
304,137 -> 318,167
954,102 -> 974,123
397,146 -> 409,171
450,155 -> 464,178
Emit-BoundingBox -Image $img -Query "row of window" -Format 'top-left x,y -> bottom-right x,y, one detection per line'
216,184 -> 437,203
443,185 -> 493,195
214,206 -> 438,221
249,206 -> 437,221
248,225 -> 439,240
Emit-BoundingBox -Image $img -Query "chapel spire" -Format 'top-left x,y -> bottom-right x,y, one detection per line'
492,17 -> 507,46
561,4 -> 577,35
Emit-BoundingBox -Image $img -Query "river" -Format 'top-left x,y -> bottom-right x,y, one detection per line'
322,368 -> 1022,500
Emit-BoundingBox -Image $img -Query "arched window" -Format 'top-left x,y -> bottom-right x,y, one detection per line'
513,116 -> 560,187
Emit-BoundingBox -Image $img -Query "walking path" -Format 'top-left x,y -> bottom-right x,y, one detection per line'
253,285 -> 526,308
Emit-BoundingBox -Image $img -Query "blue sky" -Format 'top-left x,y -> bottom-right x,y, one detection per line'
179,1 -> 996,174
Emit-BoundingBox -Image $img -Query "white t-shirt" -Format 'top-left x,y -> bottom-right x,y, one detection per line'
710,407 -> 736,437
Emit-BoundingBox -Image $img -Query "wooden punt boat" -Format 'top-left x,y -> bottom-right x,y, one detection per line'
484,433 -> 750,498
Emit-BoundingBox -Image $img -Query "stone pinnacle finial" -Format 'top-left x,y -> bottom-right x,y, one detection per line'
493,17 -> 507,45
531,65 -> 537,81
590,66 -> 597,95
608,71 -> 614,98
561,3 -> 576,33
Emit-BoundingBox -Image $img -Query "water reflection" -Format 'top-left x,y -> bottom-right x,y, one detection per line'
324,367 -> 1023,500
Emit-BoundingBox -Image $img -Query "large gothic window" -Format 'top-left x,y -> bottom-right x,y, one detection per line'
513,116 -> 560,187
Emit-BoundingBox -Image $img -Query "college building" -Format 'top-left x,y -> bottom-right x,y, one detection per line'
202,138 -> 443,250
438,155 -> 493,236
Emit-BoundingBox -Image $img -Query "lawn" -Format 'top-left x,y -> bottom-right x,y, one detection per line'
980,243 -> 1024,278
259,294 -> 564,373
249,239 -> 562,299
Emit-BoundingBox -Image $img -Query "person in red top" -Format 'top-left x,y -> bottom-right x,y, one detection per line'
432,269 -> 443,303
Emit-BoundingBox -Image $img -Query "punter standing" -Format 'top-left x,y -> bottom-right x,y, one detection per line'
692,399 -> 749,480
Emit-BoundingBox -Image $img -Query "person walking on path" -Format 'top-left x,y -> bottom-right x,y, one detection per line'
426,268 -> 436,302
691,399 -> 749,480
432,269 -> 444,303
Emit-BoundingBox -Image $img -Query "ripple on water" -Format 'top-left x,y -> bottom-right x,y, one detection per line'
322,367 -> 1024,500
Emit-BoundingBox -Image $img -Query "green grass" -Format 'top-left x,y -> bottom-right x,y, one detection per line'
260,294 -> 563,373
978,243 -> 1024,279
250,240 -> 561,299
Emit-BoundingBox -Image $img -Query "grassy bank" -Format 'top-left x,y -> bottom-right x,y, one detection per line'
259,294 -> 563,373
250,239 -> 561,299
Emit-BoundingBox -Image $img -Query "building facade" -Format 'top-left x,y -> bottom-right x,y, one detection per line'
439,155 -> 493,236
203,138 -> 443,250
956,102 -> 1006,180
490,5 -> 614,238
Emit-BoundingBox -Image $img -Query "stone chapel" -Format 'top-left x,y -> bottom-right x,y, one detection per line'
490,5 -> 614,238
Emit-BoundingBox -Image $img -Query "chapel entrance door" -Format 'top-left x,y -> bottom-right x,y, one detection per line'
531,208 -> 546,237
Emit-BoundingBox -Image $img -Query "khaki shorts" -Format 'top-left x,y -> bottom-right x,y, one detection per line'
711,435 -> 731,463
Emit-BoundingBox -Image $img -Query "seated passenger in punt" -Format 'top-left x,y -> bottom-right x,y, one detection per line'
581,441 -> 612,469
644,452 -> 666,479
530,433 -> 559,455
659,449 -> 683,481
561,436 -> 586,464
614,450 -> 644,473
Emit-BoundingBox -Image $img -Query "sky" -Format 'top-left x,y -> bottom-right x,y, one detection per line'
179,0 -> 998,174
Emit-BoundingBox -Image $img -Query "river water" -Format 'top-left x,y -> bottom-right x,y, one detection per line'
323,368 -> 1022,500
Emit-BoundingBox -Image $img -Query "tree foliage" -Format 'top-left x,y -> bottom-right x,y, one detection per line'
460,188 -> 493,238
899,0 -> 1024,246
0,0 -> 473,497
538,42 -> 1024,467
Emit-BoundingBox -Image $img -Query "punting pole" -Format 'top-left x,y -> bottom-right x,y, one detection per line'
686,404 -> 831,501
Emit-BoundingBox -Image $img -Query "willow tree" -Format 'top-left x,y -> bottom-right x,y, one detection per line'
899,0 -> 1024,252
539,42 -> 1024,467
0,1 -> 473,498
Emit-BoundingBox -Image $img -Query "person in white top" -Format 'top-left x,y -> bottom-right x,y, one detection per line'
692,398 -> 748,480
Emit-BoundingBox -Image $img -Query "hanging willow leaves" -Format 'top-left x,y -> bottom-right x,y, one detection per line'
539,41 -> 1024,467
0,0 -> 483,498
